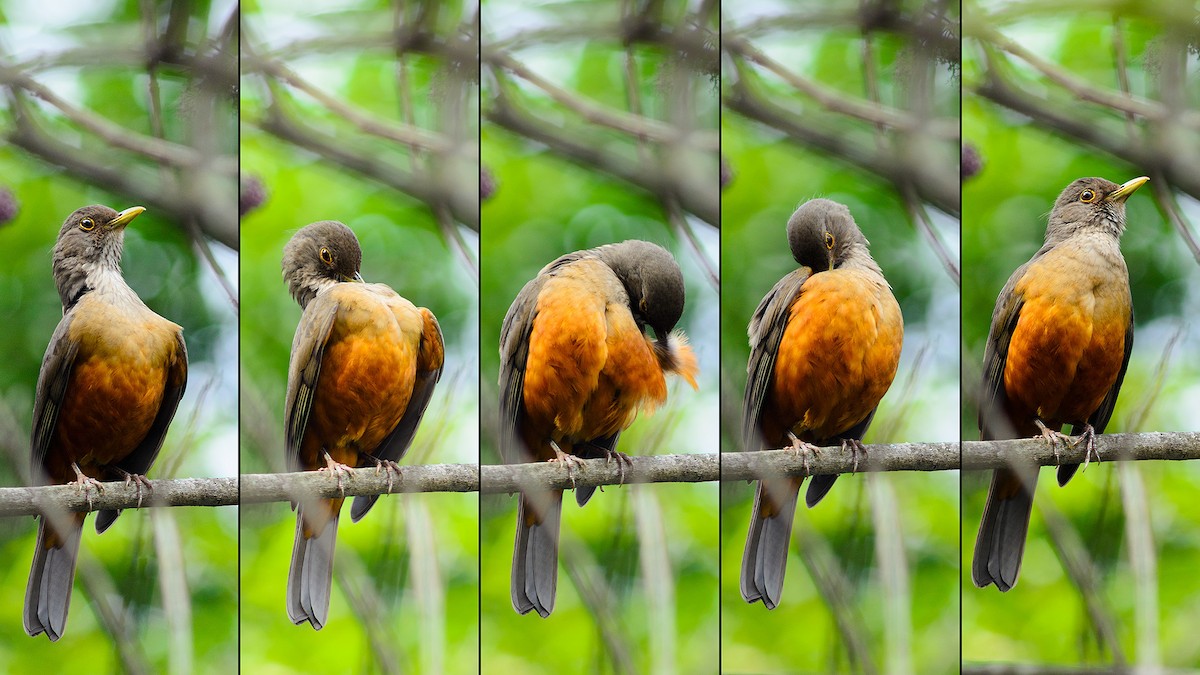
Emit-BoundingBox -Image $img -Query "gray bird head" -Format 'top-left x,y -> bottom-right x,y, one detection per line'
1046,176 -> 1148,243
594,240 -> 686,342
282,220 -> 364,309
52,205 -> 145,308
786,198 -> 876,274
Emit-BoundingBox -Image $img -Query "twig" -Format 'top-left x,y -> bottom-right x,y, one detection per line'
723,35 -> 954,138
483,48 -> 717,150
902,183 -> 960,285
968,22 -> 1200,129
487,79 -> 720,227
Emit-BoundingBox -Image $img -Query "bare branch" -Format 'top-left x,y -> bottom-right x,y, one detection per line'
0,477 -> 238,517
961,432 -> 1200,471
4,432 -> 1193,517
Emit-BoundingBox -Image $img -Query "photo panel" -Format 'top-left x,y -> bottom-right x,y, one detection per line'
238,1 -> 479,671
962,0 -> 1200,670
720,2 -> 961,673
480,0 -> 720,671
0,1 -> 238,670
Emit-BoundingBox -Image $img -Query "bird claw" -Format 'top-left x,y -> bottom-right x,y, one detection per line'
1074,425 -> 1100,472
70,463 -> 104,509
785,432 -> 820,476
122,472 -> 153,508
548,441 -> 584,489
604,449 -> 633,485
1035,420 -> 1073,465
373,459 -> 402,494
842,439 -> 867,474
319,453 -> 356,496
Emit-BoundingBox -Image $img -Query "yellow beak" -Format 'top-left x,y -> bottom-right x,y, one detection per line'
1107,176 -> 1149,203
108,206 -> 146,229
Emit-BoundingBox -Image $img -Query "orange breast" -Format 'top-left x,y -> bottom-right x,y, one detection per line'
301,287 -> 420,471
1004,247 -> 1130,426
48,299 -> 180,482
764,268 -> 903,445
521,260 -> 667,456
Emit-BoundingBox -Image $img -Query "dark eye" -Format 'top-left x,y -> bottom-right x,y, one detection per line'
824,232 -> 835,250
319,247 -> 334,265
79,218 -> 95,231
1080,189 -> 1096,203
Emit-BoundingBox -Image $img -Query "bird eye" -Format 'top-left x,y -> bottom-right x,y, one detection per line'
1079,189 -> 1096,203
824,232 -> 835,250
79,218 -> 95,231
319,247 -> 334,265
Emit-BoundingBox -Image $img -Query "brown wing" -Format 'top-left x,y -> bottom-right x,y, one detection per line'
498,274 -> 546,466
350,307 -> 444,521
979,258 -> 1037,440
742,269 -> 809,452
285,292 -> 340,473
30,313 -> 81,484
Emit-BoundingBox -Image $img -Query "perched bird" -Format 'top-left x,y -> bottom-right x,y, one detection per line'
26,205 -> 188,641
740,199 -> 903,609
499,240 -> 699,617
974,176 -> 1146,592
282,221 -> 444,629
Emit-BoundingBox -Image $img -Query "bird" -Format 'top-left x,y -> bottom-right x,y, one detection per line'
282,220 -> 444,629
973,176 -> 1146,592
740,198 -> 903,610
499,239 -> 699,618
25,205 -> 188,641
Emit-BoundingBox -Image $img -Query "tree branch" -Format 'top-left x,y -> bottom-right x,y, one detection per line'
0,477 -> 238,517
961,432 -> 1200,471
3,432 -> 1192,516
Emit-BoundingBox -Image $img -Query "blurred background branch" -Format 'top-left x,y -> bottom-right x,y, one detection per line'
240,3 -> 480,277
480,0 -> 719,291
0,2 -> 238,250
965,1 -> 1200,263
721,1 -> 961,294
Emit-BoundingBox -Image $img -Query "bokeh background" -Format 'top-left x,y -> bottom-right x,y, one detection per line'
721,2 -> 961,674
239,0 -> 479,672
962,0 -> 1200,671
480,0 -> 719,672
0,0 -> 238,672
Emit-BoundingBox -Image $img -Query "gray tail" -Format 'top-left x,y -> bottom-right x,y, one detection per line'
287,511 -> 339,629
740,478 -> 801,609
972,468 -> 1036,592
512,491 -> 562,618
25,518 -> 83,641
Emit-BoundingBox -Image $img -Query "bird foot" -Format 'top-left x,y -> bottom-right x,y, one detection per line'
604,449 -> 634,485
371,459 -> 403,494
785,432 -> 821,476
1073,424 -> 1100,472
70,463 -> 104,509
319,453 -> 356,496
116,470 -> 153,508
841,439 -> 868,474
548,441 -> 584,489
1034,420 -> 1073,465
